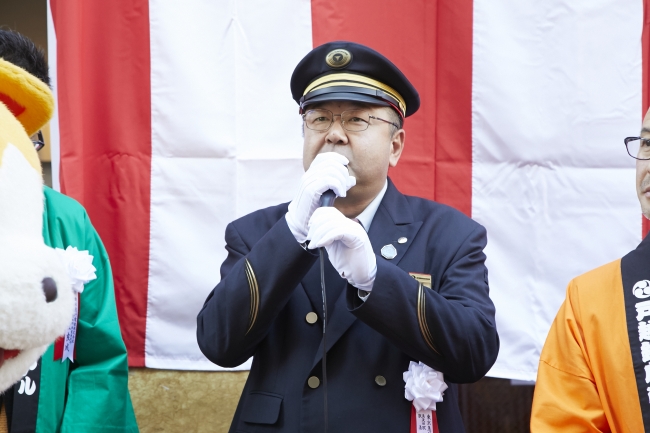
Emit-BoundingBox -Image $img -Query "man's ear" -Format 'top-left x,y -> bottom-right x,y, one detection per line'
388,129 -> 405,168
0,144 -> 44,243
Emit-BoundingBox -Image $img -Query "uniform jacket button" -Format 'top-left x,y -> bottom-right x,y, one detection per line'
306,312 -> 318,324
375,375 -> 387,386
308,376 -> 320,388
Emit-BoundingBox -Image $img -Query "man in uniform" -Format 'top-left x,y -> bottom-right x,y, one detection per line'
531,109 -> 650,431
197,41 -> 499,432
0,29 -> 138,433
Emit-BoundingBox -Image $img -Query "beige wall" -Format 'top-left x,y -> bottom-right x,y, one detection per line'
129,369 -> 248,433
0,0 -> 47,54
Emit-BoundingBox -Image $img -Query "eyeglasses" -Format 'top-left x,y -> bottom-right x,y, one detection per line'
302,109 -> 400,132
624,137 -> 650,160
31,130 -> 45,152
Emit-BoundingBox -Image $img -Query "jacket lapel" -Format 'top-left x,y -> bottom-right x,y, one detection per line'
367,179 -> 423,269
367,209 -> 422,268
310,179 -> 423,368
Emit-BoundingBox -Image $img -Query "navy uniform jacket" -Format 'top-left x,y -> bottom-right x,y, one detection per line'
197,179 -> 499,433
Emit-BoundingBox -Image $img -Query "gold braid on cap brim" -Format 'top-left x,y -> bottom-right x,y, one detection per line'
0,58 -> 54,137
303,73 -> 406,117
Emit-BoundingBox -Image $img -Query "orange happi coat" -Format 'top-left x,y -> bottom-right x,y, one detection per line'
531,260 -> 644,432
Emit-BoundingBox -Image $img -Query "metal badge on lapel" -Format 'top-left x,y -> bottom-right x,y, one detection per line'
381,244 -> 397,260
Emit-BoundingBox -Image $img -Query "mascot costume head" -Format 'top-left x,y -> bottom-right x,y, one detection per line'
0,57 -> 74,392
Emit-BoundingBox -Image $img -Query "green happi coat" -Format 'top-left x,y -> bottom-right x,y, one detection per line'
33,186 -> 138,432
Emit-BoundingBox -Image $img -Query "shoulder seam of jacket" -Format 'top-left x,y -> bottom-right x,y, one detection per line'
538,359 -> 595,382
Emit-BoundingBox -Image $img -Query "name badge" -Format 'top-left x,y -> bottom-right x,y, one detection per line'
409,273 -> 431,289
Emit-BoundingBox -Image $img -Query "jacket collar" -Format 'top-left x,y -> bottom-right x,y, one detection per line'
355,180 -> 387,231
380,177 -> 415,225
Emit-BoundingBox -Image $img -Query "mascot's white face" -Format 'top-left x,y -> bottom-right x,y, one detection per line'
0,90 -> 74,392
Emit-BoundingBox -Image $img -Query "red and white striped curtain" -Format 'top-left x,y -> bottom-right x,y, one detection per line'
47,0 -> 648,380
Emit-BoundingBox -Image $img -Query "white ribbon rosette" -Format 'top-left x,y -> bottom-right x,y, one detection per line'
55,246 -> 96,362
403,361 -> 447,411
404,361 -> 447,432
55,246 -> 96,293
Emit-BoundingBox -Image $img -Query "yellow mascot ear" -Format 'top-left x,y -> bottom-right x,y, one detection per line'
0,58 -> 54,137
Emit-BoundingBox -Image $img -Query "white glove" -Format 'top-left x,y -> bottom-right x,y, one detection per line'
307,207 -> 377,292
286,153 -> 356,243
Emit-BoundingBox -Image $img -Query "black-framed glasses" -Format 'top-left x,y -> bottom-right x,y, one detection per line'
302,109 -> 400,132
31,130 -> 45,152
624,137 -> 650,160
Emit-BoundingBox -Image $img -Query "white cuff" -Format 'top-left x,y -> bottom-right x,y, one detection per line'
358,289 -> 370,302
285,213 -> 307,244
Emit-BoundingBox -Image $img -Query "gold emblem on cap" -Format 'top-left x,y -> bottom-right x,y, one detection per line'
325,49 -> 352,69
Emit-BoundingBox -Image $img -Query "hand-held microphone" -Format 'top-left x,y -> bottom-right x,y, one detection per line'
318,188 -> 336,433
319,189 -> 337,207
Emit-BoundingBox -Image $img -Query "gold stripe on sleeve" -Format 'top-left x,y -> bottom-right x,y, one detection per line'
417,283 -> 440,355
244,259 -> 259,335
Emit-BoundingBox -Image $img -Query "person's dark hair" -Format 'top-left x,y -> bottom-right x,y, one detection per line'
0,29 -> 50,87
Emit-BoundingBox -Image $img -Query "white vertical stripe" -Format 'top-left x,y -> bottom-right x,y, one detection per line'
472,0 -> 643,380
146,0 -> 312,370
46,0 -> 61,192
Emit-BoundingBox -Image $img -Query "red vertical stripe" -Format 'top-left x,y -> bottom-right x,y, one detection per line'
50,0 -> 151,366
311,0 -> 473,216
641,0 -> 650,237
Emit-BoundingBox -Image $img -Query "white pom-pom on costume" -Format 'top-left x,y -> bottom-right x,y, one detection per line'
403,361 -> 448,411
